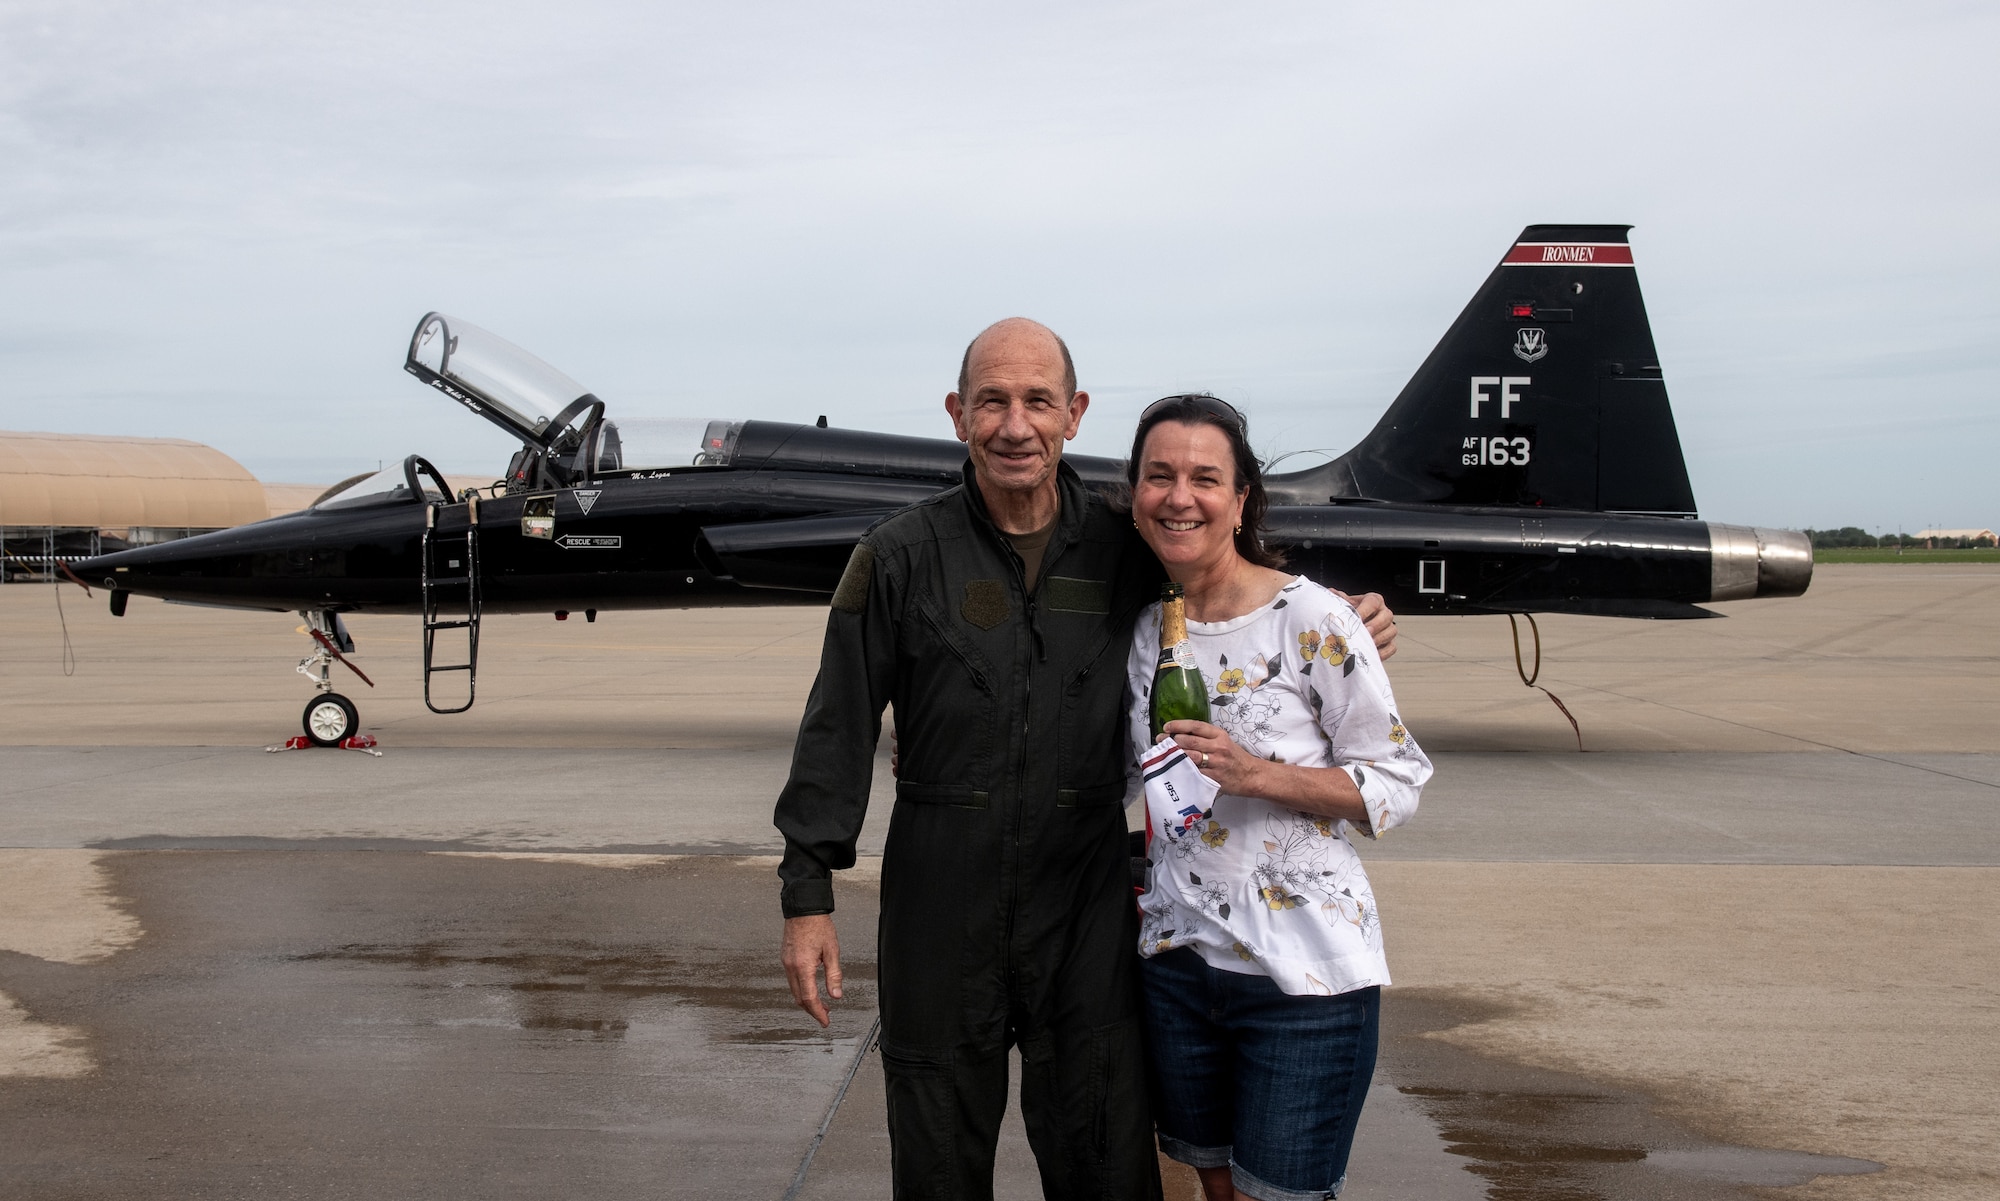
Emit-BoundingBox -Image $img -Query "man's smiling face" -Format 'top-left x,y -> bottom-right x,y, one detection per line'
946,320 -> 1089,498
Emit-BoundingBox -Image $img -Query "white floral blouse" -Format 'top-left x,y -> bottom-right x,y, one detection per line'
1125,576 -> 1431,997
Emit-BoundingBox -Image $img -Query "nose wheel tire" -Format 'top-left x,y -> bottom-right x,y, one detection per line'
303,693 -> 360,746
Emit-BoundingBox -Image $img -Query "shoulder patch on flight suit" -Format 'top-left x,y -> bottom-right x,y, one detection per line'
961,579 -> 1010,630
831,542 -> 875,613
1040,576 -> 1110,614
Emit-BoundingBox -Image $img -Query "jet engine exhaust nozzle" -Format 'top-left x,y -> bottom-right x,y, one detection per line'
1709,524 -> 1813,602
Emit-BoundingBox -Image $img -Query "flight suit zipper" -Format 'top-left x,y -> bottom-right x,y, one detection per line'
994,518 -> 1048,1007
1003,542 -> 1031,1004
974,478 -> 1077,1011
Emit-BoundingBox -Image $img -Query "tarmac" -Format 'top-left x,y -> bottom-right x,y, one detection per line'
1,563 -> 1995,1199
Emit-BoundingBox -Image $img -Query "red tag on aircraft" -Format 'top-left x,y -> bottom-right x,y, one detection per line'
1503,242 -> 1635,266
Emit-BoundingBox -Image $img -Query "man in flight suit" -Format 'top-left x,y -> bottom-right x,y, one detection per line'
774,319 -> 1396,1199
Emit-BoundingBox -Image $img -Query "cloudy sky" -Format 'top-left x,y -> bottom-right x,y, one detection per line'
2,1 -> 1993,531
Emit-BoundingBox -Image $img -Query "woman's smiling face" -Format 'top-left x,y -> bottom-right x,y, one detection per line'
1133,420 -> 1247,573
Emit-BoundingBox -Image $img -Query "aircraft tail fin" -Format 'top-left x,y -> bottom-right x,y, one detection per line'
1285,225 -> 1697,516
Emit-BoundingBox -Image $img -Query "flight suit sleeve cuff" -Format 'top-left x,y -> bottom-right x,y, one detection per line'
781,877 -> 836,919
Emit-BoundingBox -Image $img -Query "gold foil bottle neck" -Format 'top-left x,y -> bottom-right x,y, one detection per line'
1159,591 -> 1188,648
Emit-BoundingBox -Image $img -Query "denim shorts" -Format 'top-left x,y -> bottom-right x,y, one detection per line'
1139,947 -> 1379,1201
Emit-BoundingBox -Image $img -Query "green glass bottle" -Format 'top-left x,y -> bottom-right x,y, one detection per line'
1150,582 -> 1212,741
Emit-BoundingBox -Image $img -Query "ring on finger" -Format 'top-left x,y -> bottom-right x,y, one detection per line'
1201,751 -> 1210,767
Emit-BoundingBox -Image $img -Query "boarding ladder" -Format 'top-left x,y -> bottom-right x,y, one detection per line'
421,491 -> 481,714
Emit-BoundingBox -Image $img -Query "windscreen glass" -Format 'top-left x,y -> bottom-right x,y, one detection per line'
592,419 -> 743,471
313,468 -> 445,510
409,314 -> 589,438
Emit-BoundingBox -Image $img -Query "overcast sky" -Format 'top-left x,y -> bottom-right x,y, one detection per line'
2,1 -> 1993,531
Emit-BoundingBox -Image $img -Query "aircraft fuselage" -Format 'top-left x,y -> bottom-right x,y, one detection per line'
79,427 -> 1806,621
65,228 -> 1817,737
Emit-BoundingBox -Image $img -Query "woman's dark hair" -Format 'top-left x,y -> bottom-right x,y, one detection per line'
1126,393 -> 1285,569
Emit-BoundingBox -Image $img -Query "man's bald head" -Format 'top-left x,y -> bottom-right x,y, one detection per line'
958,318 -> 1076,400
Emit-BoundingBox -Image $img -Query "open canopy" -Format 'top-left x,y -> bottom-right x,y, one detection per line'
405,312 -> 592,446
401,313 -> 745,481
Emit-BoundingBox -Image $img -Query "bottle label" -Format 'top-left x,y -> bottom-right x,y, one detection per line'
1159,641 -> 1198,672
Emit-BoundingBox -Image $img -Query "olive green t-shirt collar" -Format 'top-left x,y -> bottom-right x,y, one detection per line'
1005,510 -> 1059,593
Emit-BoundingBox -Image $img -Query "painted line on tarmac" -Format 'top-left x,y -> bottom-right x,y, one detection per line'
783,1014 -> 882,1201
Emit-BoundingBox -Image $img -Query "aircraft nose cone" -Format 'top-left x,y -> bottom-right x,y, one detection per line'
63,553 -> 113,590
69,550 -> 136,593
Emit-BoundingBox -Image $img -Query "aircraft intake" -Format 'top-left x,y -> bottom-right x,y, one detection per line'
1708,524 -> 1813,601
697,511 -> 895,593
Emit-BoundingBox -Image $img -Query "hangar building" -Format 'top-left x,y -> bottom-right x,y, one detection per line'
0,430 -> 294,581
1912,527 -> 1997,548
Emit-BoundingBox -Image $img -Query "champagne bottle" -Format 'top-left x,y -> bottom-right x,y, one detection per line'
1150,582 -> 1212,740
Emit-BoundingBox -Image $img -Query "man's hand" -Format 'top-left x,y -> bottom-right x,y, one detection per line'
1336,590 -> 1398,661
782,914 -> 844,1028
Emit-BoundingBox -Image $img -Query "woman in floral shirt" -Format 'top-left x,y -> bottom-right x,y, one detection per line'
1124,395 -> 1431,1201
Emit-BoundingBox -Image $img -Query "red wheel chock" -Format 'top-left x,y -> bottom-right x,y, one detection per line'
266,733 -> 383,756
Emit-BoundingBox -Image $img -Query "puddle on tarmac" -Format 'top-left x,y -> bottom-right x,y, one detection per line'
517,1014 -> 630,1036
297,942 -> 866,1046
1643,1147 -> 1882,1188
1381,990 -> 1882,1200
727,1027 -> 844,1046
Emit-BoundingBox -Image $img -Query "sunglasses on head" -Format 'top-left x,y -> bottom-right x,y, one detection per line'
1139,394 -> 1245,431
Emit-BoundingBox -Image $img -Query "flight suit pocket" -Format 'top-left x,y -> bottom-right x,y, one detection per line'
896,782 -> 990,809
1019,1017 -> 1151,1187
1056,628 -> 1133,799
901,596 -> 997,784
879,1039 -> 959,1197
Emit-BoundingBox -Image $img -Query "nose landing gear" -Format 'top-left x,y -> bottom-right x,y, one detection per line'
298,610 -> 375,745
303,693 -> 360,746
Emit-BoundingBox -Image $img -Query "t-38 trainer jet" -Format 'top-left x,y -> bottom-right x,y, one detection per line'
72,224 -> 1810,745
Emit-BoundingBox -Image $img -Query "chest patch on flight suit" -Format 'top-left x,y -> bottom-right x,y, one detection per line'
1040,576 -> 1110,614
961,579 -> 1011,630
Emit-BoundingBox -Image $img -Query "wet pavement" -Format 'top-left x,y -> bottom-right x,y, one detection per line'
0,851 -> 1496,1201
1,743 -> 1989,1198
1377,991 -> 1881,1201
0,853 -> 878,1200
5,574 -> 1996,1199
1,848 -> 1927,1200
6,746 -> 1995,864
793,1039 -> 1492,1201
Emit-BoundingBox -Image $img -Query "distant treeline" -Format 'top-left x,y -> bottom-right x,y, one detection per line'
1804,527 -> 1997,549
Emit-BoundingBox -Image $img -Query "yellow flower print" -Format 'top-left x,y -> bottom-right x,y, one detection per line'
1200,821 -> 1230,849
1321,633 -> 1351,665
1154,939 -> 1175,954
1259,885 -> 1307,911
1311,817 -> 1335,838
1217,668 -> 1247,694
1388,716 -> 1408,746
1297,630 -> 1321,664
1232,941 -> 1256,962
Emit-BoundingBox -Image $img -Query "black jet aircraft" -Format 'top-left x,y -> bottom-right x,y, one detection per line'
72,224 -> 1811,745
